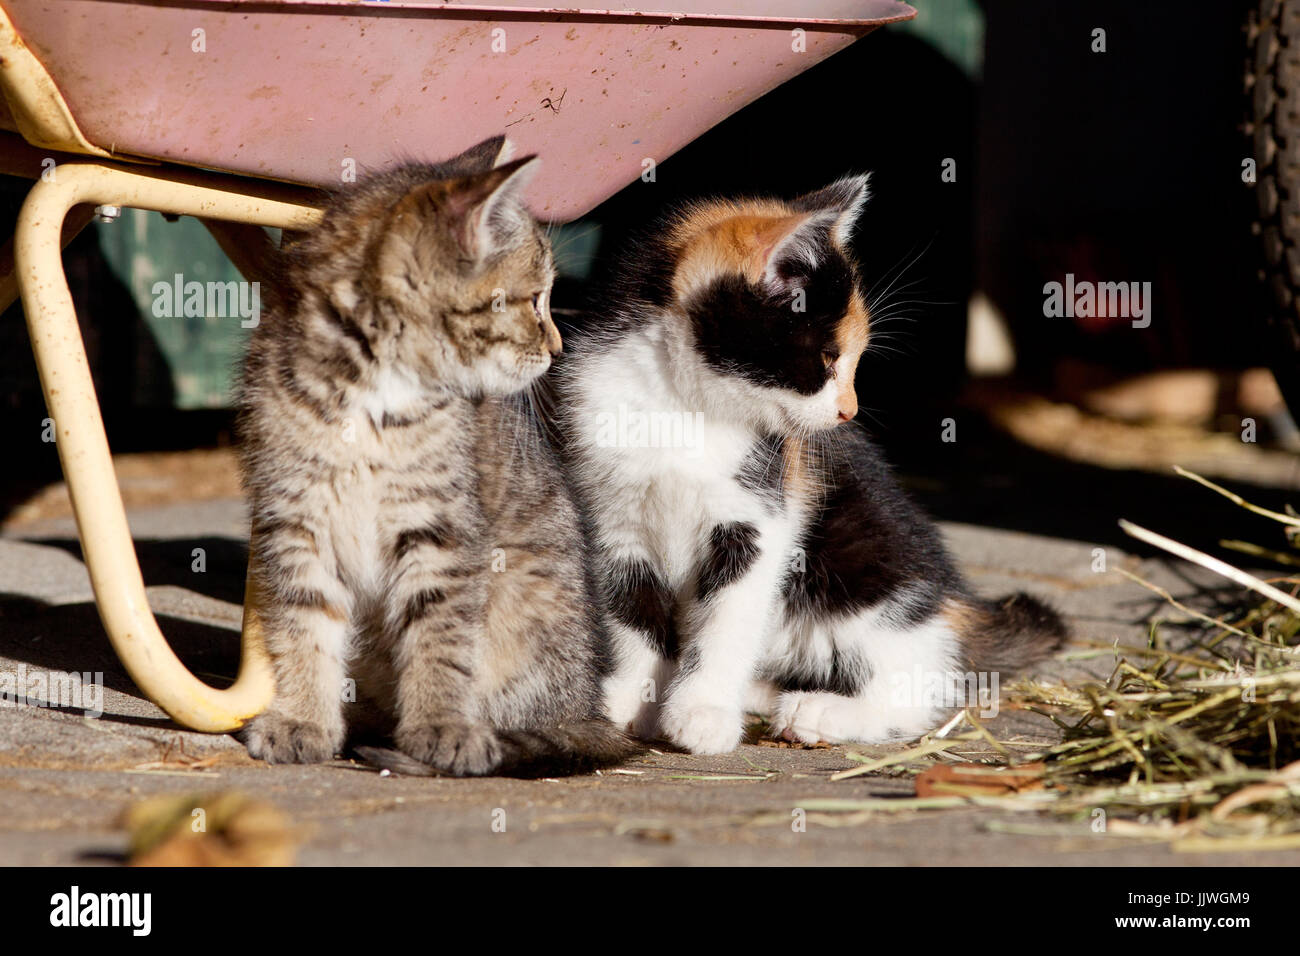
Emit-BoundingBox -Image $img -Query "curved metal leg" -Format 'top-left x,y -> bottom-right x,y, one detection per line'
15,160 -> 322,731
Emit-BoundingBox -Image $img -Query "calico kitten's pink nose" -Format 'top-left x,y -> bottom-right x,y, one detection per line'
835,389 -> 857,423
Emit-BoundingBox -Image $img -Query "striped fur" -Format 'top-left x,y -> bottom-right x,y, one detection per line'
556,176 -> 1067,753
237,136 -> 633,775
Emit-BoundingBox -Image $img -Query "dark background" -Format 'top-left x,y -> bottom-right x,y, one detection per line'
577,0 -> 1264,430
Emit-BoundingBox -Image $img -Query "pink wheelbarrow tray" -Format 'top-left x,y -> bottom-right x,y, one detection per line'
0,0 -> 915,732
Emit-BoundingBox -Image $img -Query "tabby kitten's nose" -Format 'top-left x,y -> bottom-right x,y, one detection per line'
543,324 -> 563,357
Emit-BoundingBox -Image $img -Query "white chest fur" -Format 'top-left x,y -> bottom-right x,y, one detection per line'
354,364 -> 426,427
571,336 -> 798,586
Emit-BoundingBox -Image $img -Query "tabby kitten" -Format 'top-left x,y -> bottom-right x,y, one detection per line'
237,136 -> 631,776
556,175 -> 1067,754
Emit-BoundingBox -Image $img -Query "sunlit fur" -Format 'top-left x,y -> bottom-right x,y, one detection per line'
557,175 -> 1066,753
237,137 -> 633,775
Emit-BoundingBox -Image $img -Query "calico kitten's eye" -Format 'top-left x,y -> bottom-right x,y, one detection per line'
822,349 -> 840,377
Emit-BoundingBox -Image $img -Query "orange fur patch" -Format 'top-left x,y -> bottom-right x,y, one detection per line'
781,435 -> 831,511
939,597 -> 987,655
833,290 -> 871,419
668,199 -> 807,301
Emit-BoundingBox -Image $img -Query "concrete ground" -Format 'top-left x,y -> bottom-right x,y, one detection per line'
2,445 -> 1299,865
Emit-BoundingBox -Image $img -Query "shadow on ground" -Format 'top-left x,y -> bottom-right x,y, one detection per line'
0,594 -> 239,704
26,536 -> 249,606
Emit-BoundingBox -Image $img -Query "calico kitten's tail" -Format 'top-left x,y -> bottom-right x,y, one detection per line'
354,718 -> 642,779
953,592 -> 1069,675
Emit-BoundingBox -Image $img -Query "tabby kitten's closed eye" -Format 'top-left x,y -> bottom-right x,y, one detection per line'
237,136 -> 634,776
557,175 -> 1067,754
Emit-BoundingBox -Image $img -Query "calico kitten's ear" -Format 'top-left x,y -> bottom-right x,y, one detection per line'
752,210 -> 839,294
445,134 -> 514,175
444,155 -> 540,261
790,172 -> 871,248
750,173 -> 869,295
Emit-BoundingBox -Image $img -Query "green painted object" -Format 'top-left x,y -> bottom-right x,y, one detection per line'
894,0 -> 985,78
96,210 -> 254,410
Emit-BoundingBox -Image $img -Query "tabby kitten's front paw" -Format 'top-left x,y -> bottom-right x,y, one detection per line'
397,722 -> 503,776
243,712 -> 342,764
660,702 -> 743,755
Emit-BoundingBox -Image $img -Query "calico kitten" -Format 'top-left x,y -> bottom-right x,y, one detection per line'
556,175 -> 1067,754
237,136 -> 633,776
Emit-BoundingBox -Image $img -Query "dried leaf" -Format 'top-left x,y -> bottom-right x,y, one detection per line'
915,762 -> 1046,798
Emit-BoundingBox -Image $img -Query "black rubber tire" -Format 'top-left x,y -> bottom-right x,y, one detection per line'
1248,0 -> 1300,417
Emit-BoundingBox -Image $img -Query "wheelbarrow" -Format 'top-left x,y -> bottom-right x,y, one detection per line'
0,0 -> 915,732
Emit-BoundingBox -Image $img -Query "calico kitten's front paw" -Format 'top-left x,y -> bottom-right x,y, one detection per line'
659,703 -> 743,754
397,722 -> 502,776
770,691 -> 906,745
770,692 -> 843,745
243,712 -> 342,764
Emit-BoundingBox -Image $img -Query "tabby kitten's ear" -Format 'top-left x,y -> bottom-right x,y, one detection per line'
379,155 -> 540,283
444,134 -> 516,175
790,172 -> 871,248
445,155 -> 541,261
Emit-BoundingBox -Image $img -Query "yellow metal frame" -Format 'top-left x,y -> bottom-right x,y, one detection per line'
0,8 -> 327,730
14,160 -> 323,731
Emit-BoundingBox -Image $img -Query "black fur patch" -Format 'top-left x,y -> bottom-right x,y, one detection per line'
632,247 -> 679,310
783,429 -> 960,622
393,522 -> 458,560
320,299 -> 377,363
381,408 -> 428,429
400,587 -> 448,630
600,228 -> 679,311
608,558 -> 678,658
685,243 -> 852,395
697,522 -> 760,600
772,645 -> 868,698
255,517 -> 317,547
280,586 -> 334,612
